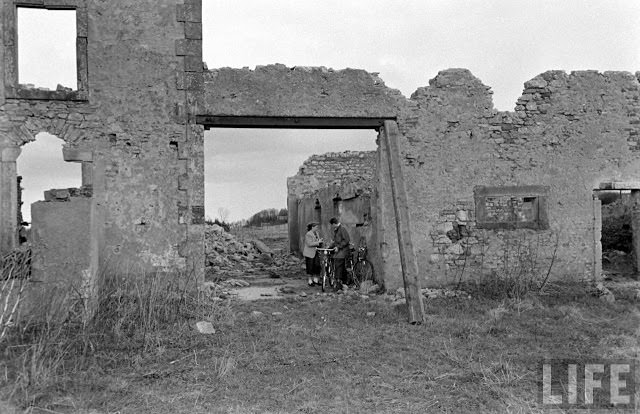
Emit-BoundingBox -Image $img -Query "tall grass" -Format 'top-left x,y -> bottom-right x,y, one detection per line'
0,267 -> 231,408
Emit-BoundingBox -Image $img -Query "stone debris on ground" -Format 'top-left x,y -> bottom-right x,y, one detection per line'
392,286 -> 470,300
195,321 -> 216,334
204,224 -> 300,280
359,280 -> 379,295
422,287 -> 471,299
591,282 -> 616,303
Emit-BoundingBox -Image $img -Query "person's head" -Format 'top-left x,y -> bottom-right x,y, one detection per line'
329,217 -> 340,228
307,222 -> 318,231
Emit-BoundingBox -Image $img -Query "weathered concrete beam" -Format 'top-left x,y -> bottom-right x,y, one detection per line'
62,148 -> 93,162
599,181 -> 640,190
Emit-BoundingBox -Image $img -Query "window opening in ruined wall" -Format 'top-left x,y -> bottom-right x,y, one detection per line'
475,185 -> 549,230
17,7 -> 77,91
17,133 -> 81,240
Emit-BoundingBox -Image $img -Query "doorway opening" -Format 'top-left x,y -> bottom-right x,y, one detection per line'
17,133 -> 82,237
202,127 -> 377,282
17,132 -> 93,283
595,188 -> 636,279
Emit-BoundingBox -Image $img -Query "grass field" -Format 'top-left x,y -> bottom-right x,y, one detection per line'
1,275 -> 638,413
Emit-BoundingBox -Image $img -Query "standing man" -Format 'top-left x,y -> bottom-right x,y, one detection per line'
329,217 -> 350,287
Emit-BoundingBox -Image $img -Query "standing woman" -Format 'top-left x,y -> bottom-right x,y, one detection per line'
303,222 -> 323,286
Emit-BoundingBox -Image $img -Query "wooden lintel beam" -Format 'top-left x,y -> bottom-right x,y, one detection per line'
196,116 -> 393,130
381,120 -> 425,325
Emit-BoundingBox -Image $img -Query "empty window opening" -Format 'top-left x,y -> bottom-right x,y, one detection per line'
475,186 -> 549,230
203,128 -> 377,279
17,7 -> 77,91
596,189 -> 635,278
17,133 -> 81,235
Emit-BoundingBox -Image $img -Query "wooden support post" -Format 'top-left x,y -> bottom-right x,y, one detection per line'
381,120 -> 425,324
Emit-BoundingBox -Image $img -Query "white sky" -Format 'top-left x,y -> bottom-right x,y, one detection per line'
14,1 -> 640,222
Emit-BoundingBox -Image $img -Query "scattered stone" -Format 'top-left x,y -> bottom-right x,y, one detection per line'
421,287 -> 469,299
251,311 -> 264,317
251,239 -> 274,255
366,311 -> 376,317
195,321 -> 216,334
359,280 -> 379,295
300,292 -> 307,297
360,295 -> 369,300
600,291 -> 616,303
279,287 -> 295,294
591,282 -> 616,303
271,312 -> 283,316
391,298 -> 406,307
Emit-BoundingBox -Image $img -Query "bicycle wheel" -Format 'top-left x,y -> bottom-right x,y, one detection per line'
353,260 -> 373,287
328,264 -> 337,290
321,266 -> 327,292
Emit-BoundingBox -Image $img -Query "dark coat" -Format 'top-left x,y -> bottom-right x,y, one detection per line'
331,224 -> 351,259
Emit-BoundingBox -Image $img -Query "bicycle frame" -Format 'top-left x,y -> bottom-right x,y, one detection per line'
316,248 -> 336,292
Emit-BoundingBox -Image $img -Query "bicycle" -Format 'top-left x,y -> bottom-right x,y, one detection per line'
350,243 -> 374,289
316,247 -> 337,292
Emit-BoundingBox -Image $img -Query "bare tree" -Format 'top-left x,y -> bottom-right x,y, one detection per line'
217,207 -> 230,223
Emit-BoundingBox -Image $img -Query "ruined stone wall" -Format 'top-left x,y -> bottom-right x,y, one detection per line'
287,150 -> 376,198
288,151 -> 376,257
389,69 -> 640,289
30,194 -> 91,284
0,0 -> 205,287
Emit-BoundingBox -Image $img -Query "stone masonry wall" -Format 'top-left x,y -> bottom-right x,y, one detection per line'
287,150 -> 376,198
287,151 -> 376,256
0,0 -> 205,291
390,68 -> 640,289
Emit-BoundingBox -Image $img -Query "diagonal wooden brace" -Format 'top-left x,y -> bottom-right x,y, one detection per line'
381,120 -> 426,324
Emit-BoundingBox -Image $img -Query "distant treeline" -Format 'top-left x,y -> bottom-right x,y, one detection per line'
245,208 -> 288,227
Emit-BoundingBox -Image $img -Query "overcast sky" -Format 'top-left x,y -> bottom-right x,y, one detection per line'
15,1 -> 640,222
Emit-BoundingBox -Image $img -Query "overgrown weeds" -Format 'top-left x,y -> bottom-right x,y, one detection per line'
471,233 -> 559,300
0,268 -> 231,408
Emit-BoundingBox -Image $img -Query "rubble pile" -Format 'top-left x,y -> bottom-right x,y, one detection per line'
204,224 -> 300,279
